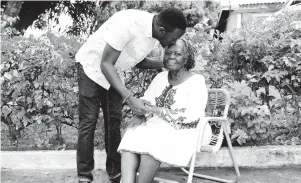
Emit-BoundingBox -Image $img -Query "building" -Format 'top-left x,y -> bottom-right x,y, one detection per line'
216,0 -> 300,33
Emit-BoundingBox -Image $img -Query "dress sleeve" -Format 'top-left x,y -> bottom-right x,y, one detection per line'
161,75 -> 208,128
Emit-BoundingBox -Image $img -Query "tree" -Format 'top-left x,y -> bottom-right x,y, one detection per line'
1,1 -> 57,32
3,1 -> 22,17
1,1 -> 221,36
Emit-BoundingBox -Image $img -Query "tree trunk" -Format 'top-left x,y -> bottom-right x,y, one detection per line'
265,82 -> 270,108
1,116 -> 20,144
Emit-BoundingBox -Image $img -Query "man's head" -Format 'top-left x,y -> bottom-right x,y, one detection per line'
152,7 -> 187,47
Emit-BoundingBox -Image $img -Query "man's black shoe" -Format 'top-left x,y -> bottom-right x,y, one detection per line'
110,176 -> 121,183
109,173 -> 121,183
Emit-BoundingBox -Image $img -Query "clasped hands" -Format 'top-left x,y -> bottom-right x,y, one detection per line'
126,96 -> 156,116
126,96 -> 160,129
126,96 -> 178,129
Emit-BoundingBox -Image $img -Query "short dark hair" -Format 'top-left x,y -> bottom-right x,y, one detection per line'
157,7 -> 187,32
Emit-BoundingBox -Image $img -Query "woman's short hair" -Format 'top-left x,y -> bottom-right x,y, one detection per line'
180,38 -> 195,71
157,7 -> 187,32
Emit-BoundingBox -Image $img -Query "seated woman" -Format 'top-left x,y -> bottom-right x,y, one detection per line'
117,38 -> 212,183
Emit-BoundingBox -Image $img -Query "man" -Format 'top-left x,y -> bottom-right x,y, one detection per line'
75,7 -> 187,183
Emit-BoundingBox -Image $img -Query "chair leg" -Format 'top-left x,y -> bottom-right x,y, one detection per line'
180,124 -> 241,183
222,123 -> 241,179
181,167 -> 236,183
187,151 -> 197,183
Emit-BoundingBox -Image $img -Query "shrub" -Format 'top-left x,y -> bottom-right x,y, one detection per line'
1,32 -> 81,146
210,5 -> 301,145
0,32 -> 166,149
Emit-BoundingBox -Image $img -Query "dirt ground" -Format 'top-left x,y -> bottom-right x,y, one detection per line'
1,167 -> 301,183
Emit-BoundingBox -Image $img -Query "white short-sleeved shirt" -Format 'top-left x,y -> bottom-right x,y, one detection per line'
75,9 -> 160,90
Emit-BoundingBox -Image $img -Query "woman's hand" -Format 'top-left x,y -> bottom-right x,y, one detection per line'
150,107 -> 162,116
144,104 -> 162,116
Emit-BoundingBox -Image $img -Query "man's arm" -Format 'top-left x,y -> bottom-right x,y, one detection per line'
100,43 -> 130,99
135,57 -> 164,69
100,43 -> 150,115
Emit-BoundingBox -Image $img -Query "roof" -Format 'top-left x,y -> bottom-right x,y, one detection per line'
221,0 -> 287,7
240,0 -> 286,5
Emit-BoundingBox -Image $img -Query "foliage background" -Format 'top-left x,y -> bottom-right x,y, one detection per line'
1,1 -> 221,150
212,5 -> 301,146
1,1 -> 300,151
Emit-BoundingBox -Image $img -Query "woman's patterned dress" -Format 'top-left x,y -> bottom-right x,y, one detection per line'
117,71 -> 212,167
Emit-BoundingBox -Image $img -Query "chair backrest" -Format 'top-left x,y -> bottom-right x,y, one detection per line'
205,89 -> 230,118
200,89 -> 231,152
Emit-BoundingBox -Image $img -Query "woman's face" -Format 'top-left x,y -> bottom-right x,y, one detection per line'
163,39 -> 187,71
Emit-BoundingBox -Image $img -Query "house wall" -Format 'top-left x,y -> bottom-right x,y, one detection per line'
242,12 -> 274,25
225,12 -> 240,32
224,2 -> 284,32
226,11 -> 276,32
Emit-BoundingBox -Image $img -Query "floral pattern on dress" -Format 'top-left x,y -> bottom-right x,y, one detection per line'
174,108 -> 186,113
155,85 -> 175,108
178,119 -> 199,129
155,84 -> 199,130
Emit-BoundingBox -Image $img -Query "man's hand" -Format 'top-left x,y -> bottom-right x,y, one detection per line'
141,99 -> 152,107
126,97 -> 150,115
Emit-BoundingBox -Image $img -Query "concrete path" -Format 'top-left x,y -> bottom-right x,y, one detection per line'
2,145 -> 301,169
2,167 -> 301,183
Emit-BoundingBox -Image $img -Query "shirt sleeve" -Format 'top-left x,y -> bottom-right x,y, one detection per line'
161,75 -> 208,126
103,11 -> 133,51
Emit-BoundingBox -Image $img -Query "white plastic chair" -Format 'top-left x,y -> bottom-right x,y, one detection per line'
154,88 -> 241,183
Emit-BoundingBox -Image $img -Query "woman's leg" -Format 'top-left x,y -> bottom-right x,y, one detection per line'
137,154 -> 161,183
121,151 -> 140,183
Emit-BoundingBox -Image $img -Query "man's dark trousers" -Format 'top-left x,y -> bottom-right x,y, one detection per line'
77,63 -> 122,182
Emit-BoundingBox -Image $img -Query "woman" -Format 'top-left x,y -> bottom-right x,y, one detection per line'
117,38 -> 212,183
